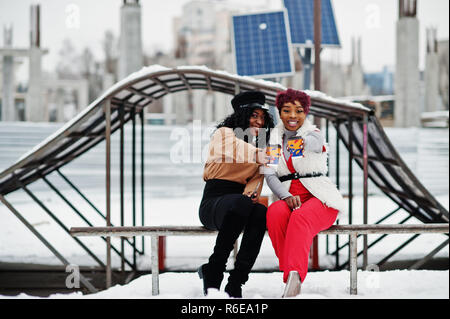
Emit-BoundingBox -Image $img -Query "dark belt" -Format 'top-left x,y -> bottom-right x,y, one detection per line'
279,172 -> 324,182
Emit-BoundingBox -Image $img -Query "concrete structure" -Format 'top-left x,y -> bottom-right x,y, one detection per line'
1,4 -> 90,123
437,40 -> 449,110
394,0 -> 420,127
118,0 -> 143,80
179,1 -> 220,67
176,1 -> 218,123
424,28 -> 440,112
1,25 -> 14,121
320,61 -> 346,98
44,79 -> 89,122
0,5 -> 48,122
26,4 -> 48,122
346,37 -> 370,96
171,1 -> 218,124
319,37 -> 370,99
27,49 -> 45,122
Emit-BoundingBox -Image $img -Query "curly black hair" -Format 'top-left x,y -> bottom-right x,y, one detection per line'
216,107 -> 275,147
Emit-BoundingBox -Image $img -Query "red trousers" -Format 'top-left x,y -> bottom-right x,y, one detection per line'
267,197 -> 338,283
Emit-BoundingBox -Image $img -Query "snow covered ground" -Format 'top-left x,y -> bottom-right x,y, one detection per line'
1,270 -> 448,299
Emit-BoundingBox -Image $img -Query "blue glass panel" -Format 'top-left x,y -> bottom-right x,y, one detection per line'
232,11 -> 294,77
283,0 -> 340,46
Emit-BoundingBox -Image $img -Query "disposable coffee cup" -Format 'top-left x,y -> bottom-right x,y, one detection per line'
266,144 -> 281,167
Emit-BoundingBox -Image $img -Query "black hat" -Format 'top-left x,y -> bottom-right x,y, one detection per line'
231,91 -> 268,112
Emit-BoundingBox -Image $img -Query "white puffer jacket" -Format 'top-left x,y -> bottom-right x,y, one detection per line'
269,119 -> 347,215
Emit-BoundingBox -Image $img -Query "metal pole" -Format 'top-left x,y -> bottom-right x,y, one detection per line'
56,169 -> 106,219
132,105 -> 137,267
301,48 -> 312,90
56,169 -> 140,257
105,99 -> 112,289
348,117 -> 353,270
151,236 -> 160,296
119,105 -> 125,273
378,234 -> 421,267
335,120 -> 340,268
348,116 -> 353,225
337,215 -> 414,270
312,1 -> 323,265
331,206 -> 402,256
314,0 -> 321,92
140,109 -> 145,254
409,239 -> 449,270
42,176 -> 135,269
313,0 -> 322,129
362,114 -> 369,268
22,185 -> 106,267
325,119 -> 329,254
349,233 -> 358,295
0,194 -> 98,293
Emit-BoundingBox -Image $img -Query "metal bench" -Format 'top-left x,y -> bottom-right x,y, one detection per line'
70,223 -> 449,296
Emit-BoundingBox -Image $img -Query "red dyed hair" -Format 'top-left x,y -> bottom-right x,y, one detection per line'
275,88 -> 311,114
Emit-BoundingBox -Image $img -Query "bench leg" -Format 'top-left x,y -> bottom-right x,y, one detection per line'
151,236 -> 160,296
349,233 -> 358,295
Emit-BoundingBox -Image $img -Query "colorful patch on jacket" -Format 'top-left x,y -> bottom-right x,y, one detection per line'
287,137 -> 304,157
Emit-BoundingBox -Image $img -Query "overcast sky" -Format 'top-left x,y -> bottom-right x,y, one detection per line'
0,0 -> 448,81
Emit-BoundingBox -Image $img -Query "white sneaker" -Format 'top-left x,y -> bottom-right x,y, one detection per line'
282,271 -> 301,298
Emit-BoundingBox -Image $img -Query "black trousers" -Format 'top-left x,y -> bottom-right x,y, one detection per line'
199,182 -> 267,285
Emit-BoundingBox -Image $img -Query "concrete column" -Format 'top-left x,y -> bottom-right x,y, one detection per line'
163,94 -> 173,125
26,4 -> 46,122
213,92 -> 231,123
395,17 -> 420,127
55,87 -> 65,123
438,40 -> 449,110
2,25 -> 15,121
26,47 -> 46,122
175,91 -> 189,125
118,0 -> 143,80
395,0 -> 420,127
425,28 -> 440,112
291,71 -> 304,92
192,90 -> 203,122
78,80 -> 89,112
203,93 -> 213,124
348,37 -> 368,96
102,73 -> 115,92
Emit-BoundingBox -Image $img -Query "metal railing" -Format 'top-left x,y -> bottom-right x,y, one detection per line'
70,223 -> 449,296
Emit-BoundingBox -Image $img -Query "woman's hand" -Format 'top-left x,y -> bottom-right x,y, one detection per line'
250,192 -> 259,204
284,195 -> 301,210
245,191 -> 260,203
255,148 -> 269,165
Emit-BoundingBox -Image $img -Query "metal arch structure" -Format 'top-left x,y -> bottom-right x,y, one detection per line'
0,65 -> 448,292
0,64 -> 372,195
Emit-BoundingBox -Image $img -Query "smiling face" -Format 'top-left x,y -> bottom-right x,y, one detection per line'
279,100 -> 306,131
248,108 -> 266,136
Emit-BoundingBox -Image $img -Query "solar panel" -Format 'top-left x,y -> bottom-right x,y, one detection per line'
231,10 -> 295,78
283,0 -> 340,47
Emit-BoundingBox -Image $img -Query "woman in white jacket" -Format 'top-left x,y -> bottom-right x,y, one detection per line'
264,88 -> 345,297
